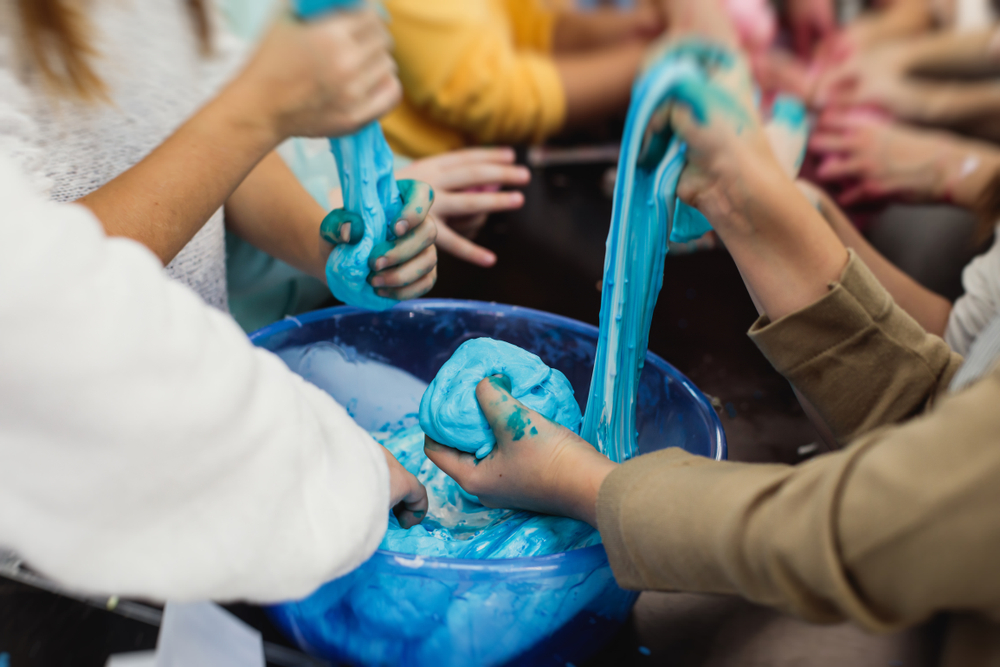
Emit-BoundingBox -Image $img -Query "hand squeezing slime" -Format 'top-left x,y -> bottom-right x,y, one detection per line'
294,0 -> 405,311
418,339 -> 582,460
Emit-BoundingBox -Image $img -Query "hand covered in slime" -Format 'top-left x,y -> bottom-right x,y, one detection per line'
425,376 -> 615,528
320,179 -> 438,302
418,338 -> 582,460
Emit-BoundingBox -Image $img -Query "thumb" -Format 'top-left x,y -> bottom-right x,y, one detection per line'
435,219 -> 497,267
475,375 -> 536,442
424,436 -> 478,482
320,209 -> 363,246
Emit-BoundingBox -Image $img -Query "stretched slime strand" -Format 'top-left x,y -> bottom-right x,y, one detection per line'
293,0 -> 403,311
580,44 -> 730,464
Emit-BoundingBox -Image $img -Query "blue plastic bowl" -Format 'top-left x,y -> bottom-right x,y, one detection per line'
250,300 -> 725,667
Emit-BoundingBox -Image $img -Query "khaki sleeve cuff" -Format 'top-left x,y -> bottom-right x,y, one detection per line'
748,250 -> 890,374
748,250 -> 961,442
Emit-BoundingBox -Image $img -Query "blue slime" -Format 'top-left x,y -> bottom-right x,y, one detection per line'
418,338 -> 582,459
294,0 -> 403,312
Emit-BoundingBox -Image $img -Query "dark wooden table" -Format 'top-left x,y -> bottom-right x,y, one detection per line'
0,158 -> 829,667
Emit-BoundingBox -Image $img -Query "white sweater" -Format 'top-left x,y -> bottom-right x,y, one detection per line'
946,225 -> 1000,356
0,155 -> 389,603
0,0 -> 248,311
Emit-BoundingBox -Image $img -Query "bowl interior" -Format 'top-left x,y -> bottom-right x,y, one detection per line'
252,299 -> 725,468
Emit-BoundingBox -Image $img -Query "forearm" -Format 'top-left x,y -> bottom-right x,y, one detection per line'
597,368 -> 1000,628
225,151 -> 331,281
709,167 -> 848,322
556,43 -> 647,129
816,192 -> 952,336
552,8 -> 661,53
79,78 -> 280,266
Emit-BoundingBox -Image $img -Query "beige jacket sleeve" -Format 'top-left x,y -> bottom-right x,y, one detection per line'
597,253 -> 1000,636
750,251 -> 963,445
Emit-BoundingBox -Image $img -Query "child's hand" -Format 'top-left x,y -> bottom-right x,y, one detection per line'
811,42 -> 918,117
424,375 -> 616,528
811,111 -> 999,208
666,52 -> 786,229
320,180 -> 439,301
241,10 -> 401,144
396,148 -> 531,268
383,448 -> 428,529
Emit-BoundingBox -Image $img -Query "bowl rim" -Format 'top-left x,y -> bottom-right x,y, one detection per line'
251,298 -> 726,578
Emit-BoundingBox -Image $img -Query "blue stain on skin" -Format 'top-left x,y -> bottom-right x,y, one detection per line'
530,426 -> 538,436
319,209 -> 363,245
489,374 -> 513,395
506,405 -> 532,441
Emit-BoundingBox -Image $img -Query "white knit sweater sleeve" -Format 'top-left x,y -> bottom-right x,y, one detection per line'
0,155 -> 389,603
946,226 -> 1000,356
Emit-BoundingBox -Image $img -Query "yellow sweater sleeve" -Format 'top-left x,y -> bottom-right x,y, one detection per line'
502,0 -> 558,51
384,0 -> 566,147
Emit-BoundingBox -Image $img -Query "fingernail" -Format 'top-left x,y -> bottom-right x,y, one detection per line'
368,240 -> 394,272
341,224 -> 351,243
395,221 -> 407,236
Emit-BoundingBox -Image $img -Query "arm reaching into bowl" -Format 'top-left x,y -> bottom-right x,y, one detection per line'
426,41 -> 1000,653
0,156 -> 426,603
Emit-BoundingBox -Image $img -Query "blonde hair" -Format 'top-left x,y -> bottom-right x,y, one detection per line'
17,0 -> 211,100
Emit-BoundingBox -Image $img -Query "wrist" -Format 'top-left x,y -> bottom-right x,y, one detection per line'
552,447 -> 616,528
211,76 -> 285,156
947,146 -> 1000,209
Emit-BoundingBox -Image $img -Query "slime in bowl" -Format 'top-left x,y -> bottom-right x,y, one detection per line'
251,300 -> 725,667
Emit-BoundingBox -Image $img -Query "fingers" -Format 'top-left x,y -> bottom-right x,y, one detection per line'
815,155 -> 865,181
447,212 -> 489,238
424,437 -> 479,488
435,218 -> 497,267
435,163 -> 531,192
382,446 -> 428,529
381,267 -> 437,301
393,475 -> 429,529
370,214 -> 437,273
430,147 -> 519,171
371,244 -> 438,291
808,130 -> 857,153
433,190 -> 524,218
837,182 -> 887,206
395,179 -> 434,236
320,209 -> 363,245
475,374 -> 535,442
356,74 -> 403,125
